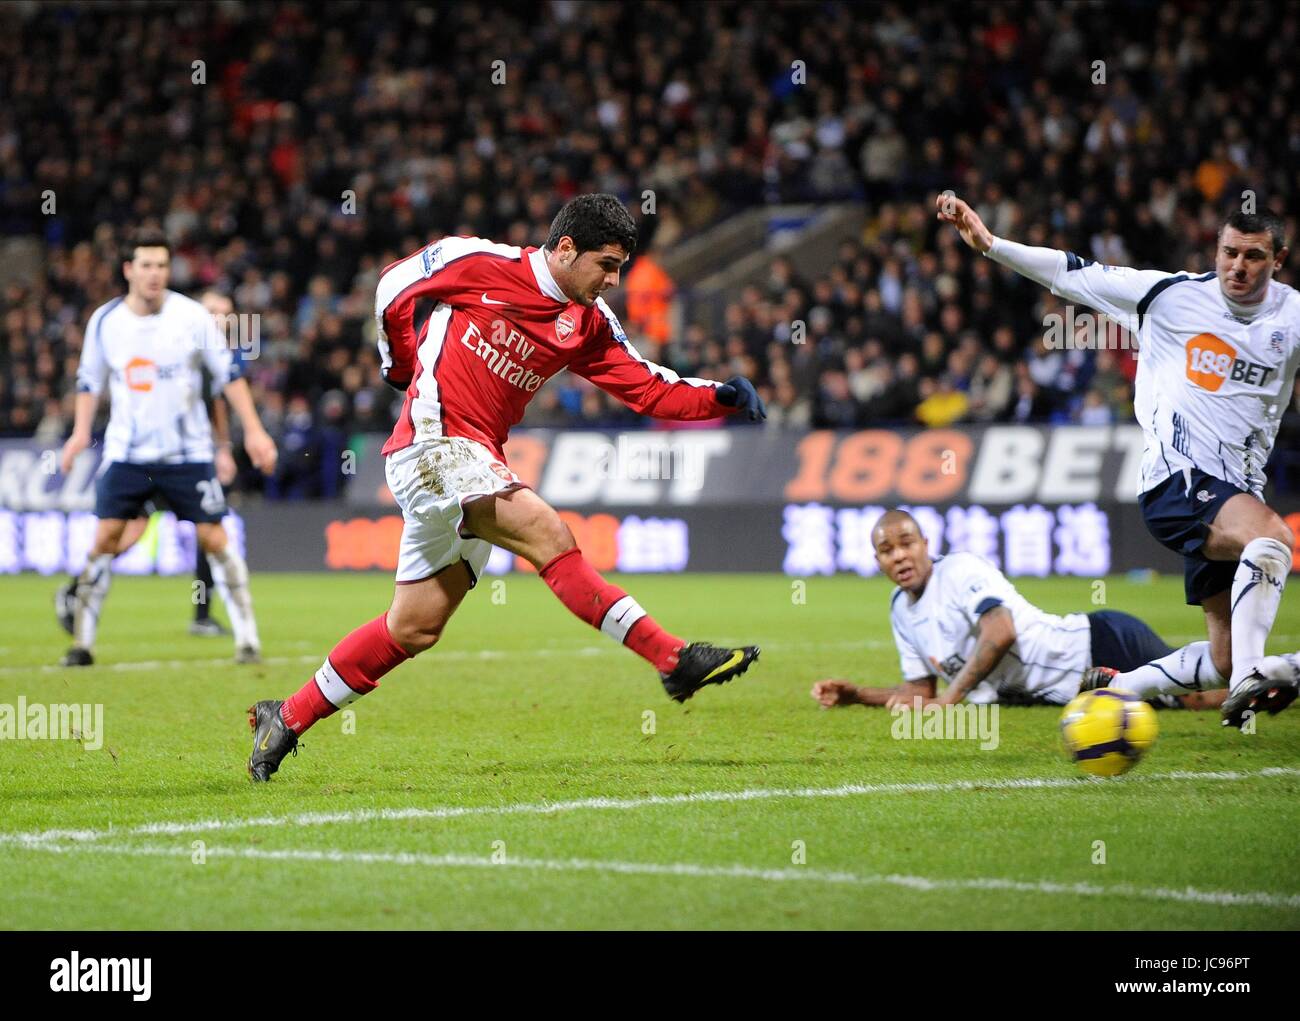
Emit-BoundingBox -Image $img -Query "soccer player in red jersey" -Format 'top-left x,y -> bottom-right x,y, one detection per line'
248,195 -> 765,780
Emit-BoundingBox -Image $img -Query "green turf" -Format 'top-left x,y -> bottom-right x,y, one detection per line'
0,571 -> 1297,930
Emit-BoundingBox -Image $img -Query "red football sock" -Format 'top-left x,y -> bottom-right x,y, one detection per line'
280,613 -> 411,734
539,547 -> 682,673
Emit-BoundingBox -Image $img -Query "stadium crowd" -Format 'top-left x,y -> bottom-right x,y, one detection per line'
2,1 -> 1299,495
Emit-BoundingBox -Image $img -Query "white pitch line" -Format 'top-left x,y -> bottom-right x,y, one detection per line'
3,766 -> 1296,849
0,639 -> 889,676
16,841 -> 1300,911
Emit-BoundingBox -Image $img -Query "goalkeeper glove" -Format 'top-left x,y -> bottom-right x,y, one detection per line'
716,375 -> 767,421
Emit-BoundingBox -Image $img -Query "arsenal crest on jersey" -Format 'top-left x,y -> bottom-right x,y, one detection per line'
555,312 -> 575,340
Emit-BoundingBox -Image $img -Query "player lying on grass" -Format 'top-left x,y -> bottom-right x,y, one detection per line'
811,510 -> 1226,712
55,288 -> 241,640
247,194 -> 764,780
937,194 -> 1299,729
58,234 -> 278,667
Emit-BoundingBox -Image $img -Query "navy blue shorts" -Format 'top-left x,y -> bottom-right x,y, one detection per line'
1087,610 -> 1174,672
1087,609 -> 1190,710
95,461 -> 227,524
1139,468 -> 1244,605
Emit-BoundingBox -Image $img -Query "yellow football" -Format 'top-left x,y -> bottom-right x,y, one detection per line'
1060,688 -> 1158,777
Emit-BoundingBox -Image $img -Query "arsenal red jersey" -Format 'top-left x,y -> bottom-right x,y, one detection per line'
376,237 -> 733,461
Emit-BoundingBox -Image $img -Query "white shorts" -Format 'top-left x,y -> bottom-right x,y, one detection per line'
384,437 -> 522,586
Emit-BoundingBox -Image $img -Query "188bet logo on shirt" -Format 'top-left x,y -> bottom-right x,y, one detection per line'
1185,332 -> 1277,390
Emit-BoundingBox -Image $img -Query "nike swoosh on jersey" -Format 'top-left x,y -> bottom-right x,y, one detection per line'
481,293 -> 508,305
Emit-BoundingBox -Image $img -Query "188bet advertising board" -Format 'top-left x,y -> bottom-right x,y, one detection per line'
2,425 -> 1298,576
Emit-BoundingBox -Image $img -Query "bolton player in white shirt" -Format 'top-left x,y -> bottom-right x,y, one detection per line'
811,510 -> 1225,712
54,287 -> 242,639
57,232 -> 278,666
936,195 -> 1300,729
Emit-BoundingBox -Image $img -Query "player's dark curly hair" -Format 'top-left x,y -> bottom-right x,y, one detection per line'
1220,211 -> 1288,255
546,194 -> 638,256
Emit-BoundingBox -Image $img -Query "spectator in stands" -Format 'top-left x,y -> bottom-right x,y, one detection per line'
766,380 -> 812,429
966,353 -> 1013,422
1006,368 -> 1055,424
813,369 -> 858,429
915,374 -> 969,428
623,246 -> 675,348
1076,389 -> 1115,426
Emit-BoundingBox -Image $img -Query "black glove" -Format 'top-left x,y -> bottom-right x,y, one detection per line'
381,365 -> 412,392
716,375 -> 767,421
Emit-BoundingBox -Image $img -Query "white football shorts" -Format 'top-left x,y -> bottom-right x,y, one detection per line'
384,436 -> 522,586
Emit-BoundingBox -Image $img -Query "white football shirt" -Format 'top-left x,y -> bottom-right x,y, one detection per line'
889,552 -> 1091,705
77,291 -> 234,464
987,239 -> 1300,497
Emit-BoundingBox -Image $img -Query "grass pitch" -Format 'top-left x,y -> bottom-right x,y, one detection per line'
0,571 -> 1297,930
